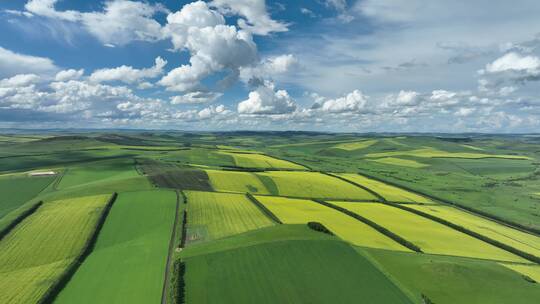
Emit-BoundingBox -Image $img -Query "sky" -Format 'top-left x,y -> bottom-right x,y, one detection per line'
1,0 -> 540,132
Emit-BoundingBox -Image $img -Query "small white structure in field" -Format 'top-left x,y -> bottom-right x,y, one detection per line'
28,171 -> 57,177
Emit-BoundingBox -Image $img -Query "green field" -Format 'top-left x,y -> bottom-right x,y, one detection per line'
333,139 -> 378,151
0,174 -> 56,219
206,169 -> 271,194
0,195 -> 110,304
186,191 -> 274,243
337,173 -> 432,203
55,190 -> 176,304
220,151 -> 306,170
256,196 -> 409,251
335,202 -> 525,262
370,157 -> 428,168
365,147 -> 531,160
256,171 -> 377,200
184,240 -> 412,304
500,263 -> 540,282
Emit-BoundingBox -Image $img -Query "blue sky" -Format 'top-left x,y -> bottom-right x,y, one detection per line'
1,0 -> 540,132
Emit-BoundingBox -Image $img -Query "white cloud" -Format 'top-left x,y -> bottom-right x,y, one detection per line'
238,81 -> 296,114
240,54 -> 298,84
210,0 -> 288,35
198,104 -> 228,119
90,57 -> 167,84
0,74 -> 41,87
320,90 -> 369,113
0,46 -> 58,78
55,69 -> 84,81
485,52 -> 540,74
300,8 -> 315,18
170,91 -> 223,104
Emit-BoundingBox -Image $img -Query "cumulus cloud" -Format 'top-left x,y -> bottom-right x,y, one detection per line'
240,54 -> 299,85
485,52 -> 540,74
238,81 -> 296,114
0,74 -> 41,87
24,0 -> 167,46
170,91 -> 223,104
210,0 -> 288,35
319,90 -> 369,113
90,57 -> 167,84
0,46 -> 58,78
55,69 -> 84,81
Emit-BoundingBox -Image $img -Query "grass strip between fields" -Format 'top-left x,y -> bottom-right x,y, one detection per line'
245,193 -> 283,224
356,170 -> 540,236
162,191 -> 181,304
379,201 -> 540,264
37,192 -> 117,304
314,199 -> 422,253
0,201 -> 43,242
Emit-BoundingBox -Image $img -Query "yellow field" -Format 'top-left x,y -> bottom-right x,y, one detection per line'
206,169 -> 270,194
337,173 -> 432,203
256,196 -> 409,251
500,263 -> 540,282
334,140 -> 377,151
365,148 -> 530,160
370,157 -> 428,168
0,194 -> 110,304
186,191 -> 274,243
220,152 -> 306,170
333,202 -> 526,262
407,204 -> 540,258
257,171 -> 377,200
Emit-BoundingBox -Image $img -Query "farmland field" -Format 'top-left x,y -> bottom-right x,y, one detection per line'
185,191 -> 274,243
0,132 -> 539,304
55,190 -> 176,304
0,194 -> 110,304
334,202 -> 525,262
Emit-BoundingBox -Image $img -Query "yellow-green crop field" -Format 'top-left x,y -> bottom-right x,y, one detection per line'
334,140 -> 377,151
186,191 -> 274,243
0,194 -> 110,304
365,148 -> 530,160
337,173 -> 432,203
220,152 -> 306,170
333,202 -> 526,262
257,171 -> 377,200
407,204 -> 540,258
499,263 -> 540,282
370,157 -> 428,168
256,196 -> 409,251
206,169 -> 270,194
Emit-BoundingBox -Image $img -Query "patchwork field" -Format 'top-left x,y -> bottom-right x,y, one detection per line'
365,147 -> 531,160
333,139 -> 377,151
256,171 -> 377,200
500,263 -> 540,282
220,151 -> 307,170
0,195 -> 110,304
337,173 -> 432,203
335,202 -> 525,262
184,240 -> 412,304
0,174 -> 55,219
55,190 -> 176,304
186,191 -> 274,243
370,157 -> 428,168
256,196 -> 408,251
206,169 -> 270,194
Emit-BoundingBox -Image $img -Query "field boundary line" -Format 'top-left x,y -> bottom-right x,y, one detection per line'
38,192 -> 118,304
321,171 -> 387,202
245,193 -> 283,224
161,190 -> 181,304
380,201 -> 540,264
313,199 -> 423,253
355,170 -> 540,236
0,200 -> 43,241
52,168 -> 67,190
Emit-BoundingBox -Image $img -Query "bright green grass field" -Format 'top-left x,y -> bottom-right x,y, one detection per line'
256,171 -> 377,200
206,169 -> 271,194
221,152 -> 306,170
0,194 -> 110,304
185,191 -> 274,244
55,190 -> 177,304
407,204 -> 540,258
362,248 -> 540,304
333,139 -> 377,151
185,240 -> 412,304
370,157 -> 428,168
365,147 -> 530,160
0,174 -> 55,219
256,196 -> 408,251
335,202 -> 525,262
337,173 -> 433,203
499,263 -> 540,282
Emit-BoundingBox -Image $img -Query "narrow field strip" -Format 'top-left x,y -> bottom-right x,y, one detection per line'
0,194 -> 110,304
219,152 -> 307,170
333,202 -> 526,262
54,190 -> 177,304
337,173 -> 433,203
256,196 -> 409,252
0,201 -> 42,241
183,240 -> 413,304
185,191 -> 275,244
499,263 -> 540,282
407,204 -> 540,258
256,171 -> 377,200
